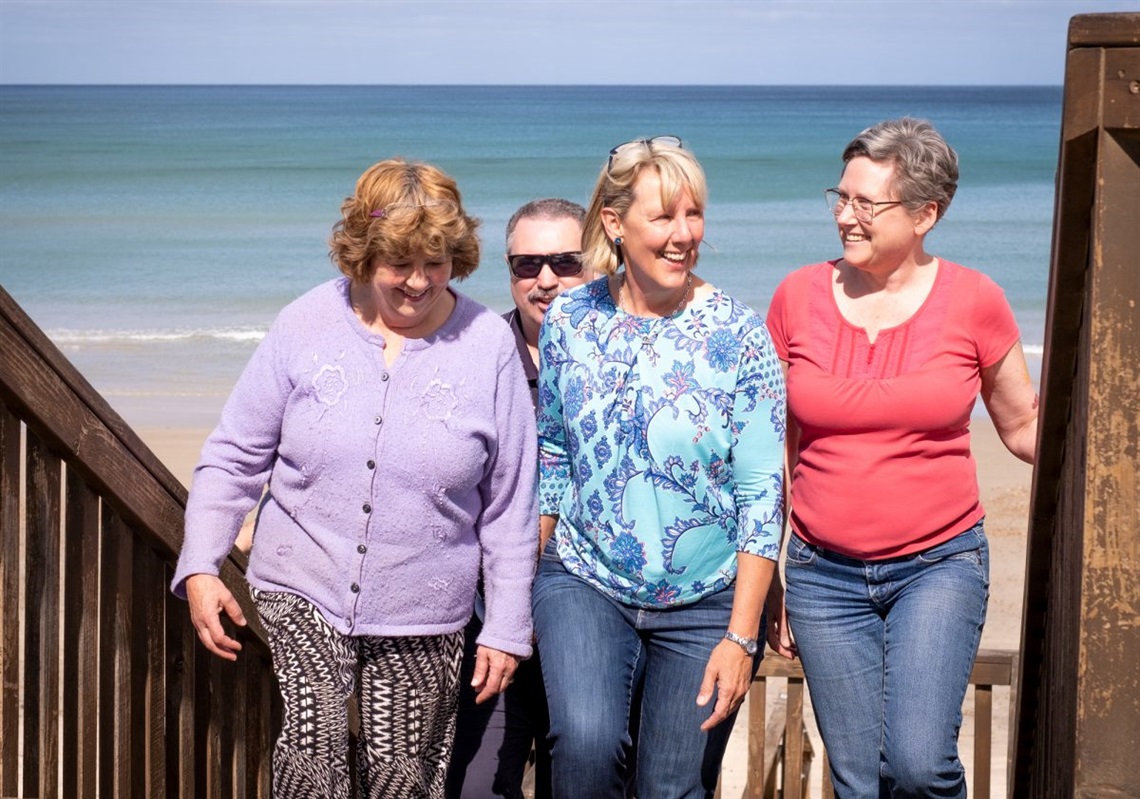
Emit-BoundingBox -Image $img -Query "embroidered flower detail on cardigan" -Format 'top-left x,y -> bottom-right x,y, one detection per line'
312,364 -> 348,406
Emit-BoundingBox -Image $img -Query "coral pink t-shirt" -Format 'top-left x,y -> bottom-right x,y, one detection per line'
766,259 -> 1021,559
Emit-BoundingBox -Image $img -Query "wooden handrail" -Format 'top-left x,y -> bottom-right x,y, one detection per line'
718,648 -> 1017,798
0,285 -> 277,797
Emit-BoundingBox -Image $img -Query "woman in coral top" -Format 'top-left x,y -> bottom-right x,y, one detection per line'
765,118 -> 1038,798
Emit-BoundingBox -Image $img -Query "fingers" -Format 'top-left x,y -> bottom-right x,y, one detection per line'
696,664 -> 717,708
472,646 -> 521,705
186,573 -> 246,661
698,641 -> 751,731
765,589 -> 798,660
198,615 -> 244,661
765,618 -> 798,660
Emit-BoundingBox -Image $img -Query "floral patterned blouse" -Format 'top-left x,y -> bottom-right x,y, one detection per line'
537,277 -> 786,608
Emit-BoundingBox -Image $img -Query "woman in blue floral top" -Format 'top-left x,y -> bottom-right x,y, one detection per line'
532,137 -> 786,798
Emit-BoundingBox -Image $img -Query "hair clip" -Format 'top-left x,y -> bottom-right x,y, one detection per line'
369,208 -> 387,219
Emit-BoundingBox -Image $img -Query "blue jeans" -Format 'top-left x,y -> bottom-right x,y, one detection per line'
532,542 -> 756,799
784,522 -> 989,799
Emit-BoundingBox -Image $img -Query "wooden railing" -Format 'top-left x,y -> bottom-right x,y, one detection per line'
0,286 -> 279,798
717,649 -> 1017,798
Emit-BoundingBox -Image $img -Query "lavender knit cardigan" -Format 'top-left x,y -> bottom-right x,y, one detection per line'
172,278 -> 538,657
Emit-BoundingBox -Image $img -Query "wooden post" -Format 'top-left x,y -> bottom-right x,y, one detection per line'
1014,12 -> 1140,796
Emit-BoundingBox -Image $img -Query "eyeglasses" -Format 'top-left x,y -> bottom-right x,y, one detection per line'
607,135 -> 685,174
507,251 -> 584,279
824,189 -> 903,222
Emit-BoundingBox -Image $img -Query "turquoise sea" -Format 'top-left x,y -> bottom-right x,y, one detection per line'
0,85 -> 1058,427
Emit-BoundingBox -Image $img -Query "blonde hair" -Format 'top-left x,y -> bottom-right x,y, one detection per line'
329,159 -> 481,282
581,141 -> 708,276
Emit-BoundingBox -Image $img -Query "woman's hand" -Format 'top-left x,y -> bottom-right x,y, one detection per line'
186,573 -> 247,661
471,645 -> 521,705
697,638 -> 754,731
764,572 -> 797,659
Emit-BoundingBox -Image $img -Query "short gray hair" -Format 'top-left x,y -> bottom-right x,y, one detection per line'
842,117 -> 958,223
505,198 -> 586,250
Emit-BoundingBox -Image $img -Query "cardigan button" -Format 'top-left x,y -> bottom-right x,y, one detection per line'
374,415 -> 382,425
363,503 -> 372,514
357,544 -> 367,554
367,459 -> 376,470
350,583 -> 360,593
381,373 -> 390,382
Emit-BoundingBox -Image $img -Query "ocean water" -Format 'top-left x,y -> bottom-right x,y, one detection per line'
0,85 -> 1059,427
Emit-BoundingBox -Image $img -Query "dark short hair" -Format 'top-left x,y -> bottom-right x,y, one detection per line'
505,198 -> 586,250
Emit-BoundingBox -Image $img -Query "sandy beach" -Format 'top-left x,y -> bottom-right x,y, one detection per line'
143,417 -> 1032,797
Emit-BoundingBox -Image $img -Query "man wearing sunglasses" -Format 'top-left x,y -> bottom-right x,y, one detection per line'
447,198 -> 588,799
502,197 -> 590,398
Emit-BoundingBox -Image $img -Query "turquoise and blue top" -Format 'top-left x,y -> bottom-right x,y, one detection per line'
537,277 -> 786,609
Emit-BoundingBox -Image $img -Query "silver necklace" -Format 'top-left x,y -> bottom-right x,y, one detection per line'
618,271 -> 693,318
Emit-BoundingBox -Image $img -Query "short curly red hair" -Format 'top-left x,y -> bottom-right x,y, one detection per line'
329,159 -> 481,282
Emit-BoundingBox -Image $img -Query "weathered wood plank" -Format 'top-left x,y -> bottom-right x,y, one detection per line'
166,579 -> 199,799
761,688 -> 786,796
1069,12 -> 1140,47
26,430 -> 62,798
62,468 -> 100,799
134,538 -> 167,797
99,505 -> 134,796
975,685 -> 993,799
783,677 -> 806,799
742,677 -> 768,799
0,404 -> 20,797
1015,14 -> 1139,796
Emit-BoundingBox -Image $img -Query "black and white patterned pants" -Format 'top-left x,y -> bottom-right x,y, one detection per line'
253,588 -> 464,799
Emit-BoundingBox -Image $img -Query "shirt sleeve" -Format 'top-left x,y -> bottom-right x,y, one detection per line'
730,320 -> 787,560
765,277 -> 791,361
536,303 -> 571,516
171,317 -> 290,598
972,272 -> 1022,368
474,338 -> 539,658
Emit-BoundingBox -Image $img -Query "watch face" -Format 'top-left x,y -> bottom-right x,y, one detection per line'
727,632 -> 757,655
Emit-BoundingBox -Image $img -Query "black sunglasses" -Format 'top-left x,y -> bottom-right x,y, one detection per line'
607,135 -> 685,174
507,251 -> 584,279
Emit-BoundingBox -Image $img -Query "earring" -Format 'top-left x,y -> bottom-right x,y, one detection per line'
614,237 -> 623,246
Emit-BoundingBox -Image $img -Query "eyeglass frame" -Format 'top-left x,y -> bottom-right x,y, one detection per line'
506,251 -> 585,280
607,135 -> 685,174
824,188 -> 904,222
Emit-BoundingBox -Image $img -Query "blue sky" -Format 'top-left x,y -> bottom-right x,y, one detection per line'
1,0 -> 1135,85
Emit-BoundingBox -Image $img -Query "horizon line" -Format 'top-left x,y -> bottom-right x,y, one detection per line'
1,82 -> 1065,89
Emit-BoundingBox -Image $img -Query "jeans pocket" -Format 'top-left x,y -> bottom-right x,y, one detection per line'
785,533 -> 817,567
537,538 -> 566,576
916,521 -> 987,565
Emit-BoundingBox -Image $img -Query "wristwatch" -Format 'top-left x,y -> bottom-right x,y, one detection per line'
724,630 -> 759,656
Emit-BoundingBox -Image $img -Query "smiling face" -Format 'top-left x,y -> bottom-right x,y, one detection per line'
604,169 -> 704,298
366,253 -> 454,336
507,215 -> 587,346
835,156 -> 936,275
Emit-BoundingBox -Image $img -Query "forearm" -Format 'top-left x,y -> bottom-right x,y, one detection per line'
728,552 -> 776,639
995,413 -> 1038,464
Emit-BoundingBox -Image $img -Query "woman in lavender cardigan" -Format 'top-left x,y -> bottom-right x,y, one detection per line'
171,159 -> 538,799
